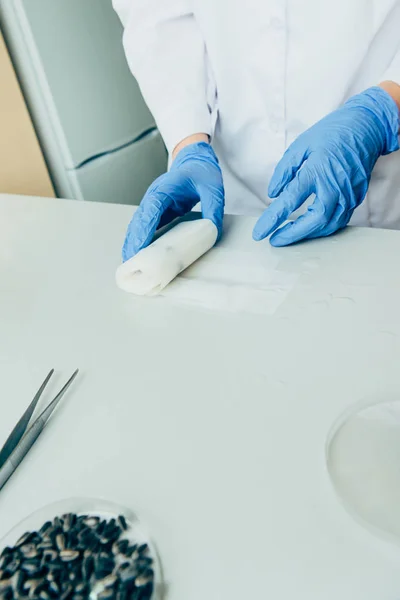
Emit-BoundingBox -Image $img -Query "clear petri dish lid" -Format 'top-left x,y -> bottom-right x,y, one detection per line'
0,497 -> 163,599
327,397 -> 400,542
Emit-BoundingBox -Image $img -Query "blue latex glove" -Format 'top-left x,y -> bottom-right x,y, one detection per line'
122,142 -> 224,262
253,87 -> 400,247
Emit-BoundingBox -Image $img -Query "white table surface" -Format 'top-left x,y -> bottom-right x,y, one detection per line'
1,193 -> 400,599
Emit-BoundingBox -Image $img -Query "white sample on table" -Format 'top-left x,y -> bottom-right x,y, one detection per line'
116,218 -> 218,296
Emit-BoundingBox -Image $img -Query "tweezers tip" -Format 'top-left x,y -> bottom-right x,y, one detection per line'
66,369 -> 79,385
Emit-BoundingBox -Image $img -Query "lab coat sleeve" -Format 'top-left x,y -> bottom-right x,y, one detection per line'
112,0 -> 214,154
382,51 -> 400,86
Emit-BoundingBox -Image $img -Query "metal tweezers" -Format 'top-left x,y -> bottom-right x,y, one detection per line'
0,369 -> 79,492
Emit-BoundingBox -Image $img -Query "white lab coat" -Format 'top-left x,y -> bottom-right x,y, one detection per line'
112,0 -> 400,229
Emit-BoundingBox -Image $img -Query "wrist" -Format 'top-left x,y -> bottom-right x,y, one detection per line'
172,133 -> 209,160
379,81 -> 400,114
356,85 -> 400,154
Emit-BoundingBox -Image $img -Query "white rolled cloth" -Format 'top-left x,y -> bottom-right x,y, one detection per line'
116,219 -> 218,296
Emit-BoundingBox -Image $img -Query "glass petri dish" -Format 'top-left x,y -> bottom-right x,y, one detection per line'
0,497 -> 163,599
327,397 -> 400,543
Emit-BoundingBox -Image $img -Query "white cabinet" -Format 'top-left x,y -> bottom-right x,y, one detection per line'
0,0 -> 168,204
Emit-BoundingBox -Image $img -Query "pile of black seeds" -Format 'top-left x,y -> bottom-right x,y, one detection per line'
0,513 -> 154,600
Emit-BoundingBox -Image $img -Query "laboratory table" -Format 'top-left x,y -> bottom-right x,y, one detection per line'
0,194 -> 400,599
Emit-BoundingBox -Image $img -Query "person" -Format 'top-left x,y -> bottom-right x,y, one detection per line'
112,0 -> 400,262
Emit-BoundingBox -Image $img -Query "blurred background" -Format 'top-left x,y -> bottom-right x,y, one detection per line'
0,0 -> 168,204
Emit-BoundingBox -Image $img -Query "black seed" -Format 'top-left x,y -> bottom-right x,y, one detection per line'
4,558 -> 20,577
79,530 -> 99,552
82,554 -> 94,581
14,569 -> 25,593
60,550 -> 79,562
136,557 -> 153,567
0,555 -> 11,571
15,532 -> 35,547
23,576 -> 43,592
34,579 -> 48,597
107,519 -> 116,531
0,548 -> 12,559
59,584 -> 73,599
118,540 -> 130,554
119,566 -> 137,583
39,522 -> 52,536
138,544 -> 149,555
69,571 -> 78,582
21,544 -> 40,559
82,517 -> 99,529
42,549 -> 58,564
145,567 -> 154,579
101,574 -> 117,588
78,529 -> 95,544
142,582 -> 154,600
53,517 -> 63,530
49,529 -> 63,547
128,544 -> 139,557
20,559 -> 41,577
99,552 -> 111,562
47,562 -> 63,573
67,531 -> 78,549
135,573 -> 151,587
98,590 -> 115,599
0,578 -> 12,591
61,514 -> 75,532
96,521 -> 106,538
48,580 -> 60,595
102,525 -> 121,544
38,538 -> 53,550
117,516 -> 128,531
95,555 -> 115,579
100,536 -> 112,546
56,534 -> 66,552
74,581 -> 87,593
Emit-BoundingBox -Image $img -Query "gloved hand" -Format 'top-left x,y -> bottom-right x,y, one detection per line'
122,142 -> 224,262
253,87 -> 400,247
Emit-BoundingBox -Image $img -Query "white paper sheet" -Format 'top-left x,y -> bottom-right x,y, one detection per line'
117,215 -> 299,315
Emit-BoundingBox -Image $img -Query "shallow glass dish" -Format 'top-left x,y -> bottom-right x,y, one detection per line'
327,397 -> 400,543
0,497 -> 163,599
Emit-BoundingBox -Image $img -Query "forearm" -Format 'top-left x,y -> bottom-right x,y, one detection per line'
172,133 -> 209,159
379,81 -> 400,122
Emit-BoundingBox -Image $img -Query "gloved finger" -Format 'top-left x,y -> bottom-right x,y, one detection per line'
306,193 -> 353,239
122,190 -> 171,262
157,206 -> 189,230
253,165 -> 314,242
269,179 -> 339,247
268,138 -> 309,198
157,186 -> 205,229
198,183 -> 225,239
